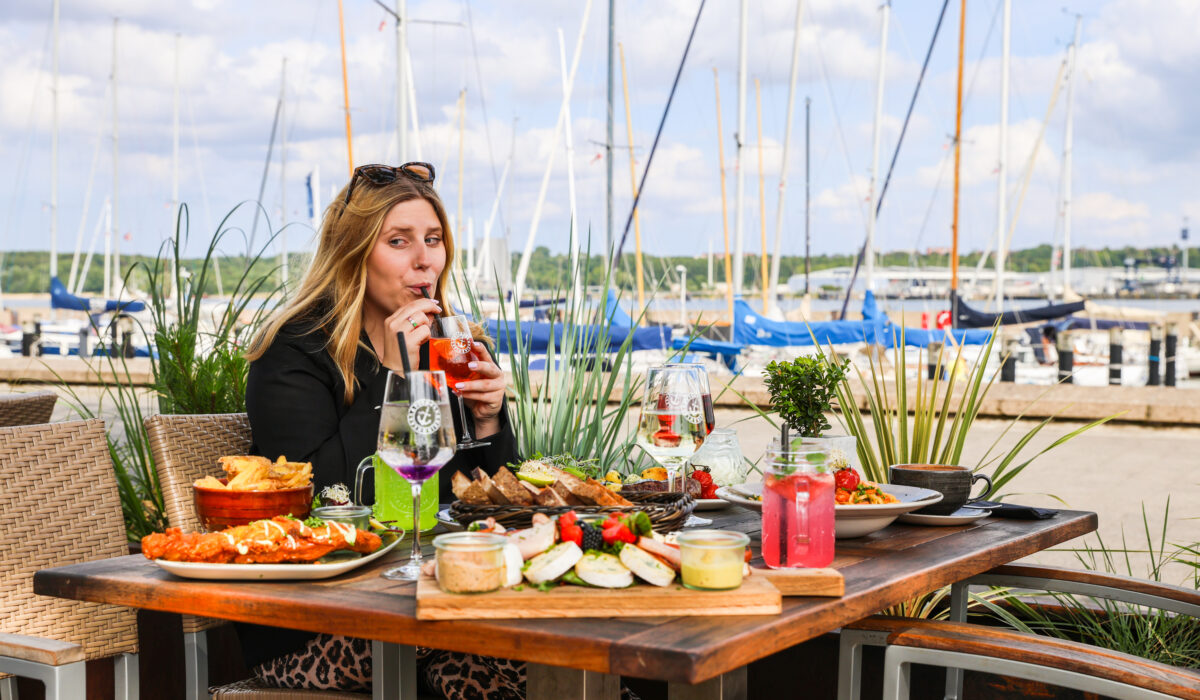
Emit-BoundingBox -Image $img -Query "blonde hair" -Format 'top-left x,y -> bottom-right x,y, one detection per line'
246,172 -> 482,404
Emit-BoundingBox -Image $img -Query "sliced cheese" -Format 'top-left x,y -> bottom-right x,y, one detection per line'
523,541 -> 583,584
574,552 -> 634,588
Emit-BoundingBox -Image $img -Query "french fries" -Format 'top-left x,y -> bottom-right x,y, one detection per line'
194,455 -> 312,491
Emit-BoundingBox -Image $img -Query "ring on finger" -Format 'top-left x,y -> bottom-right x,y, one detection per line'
409,316 -> 420,329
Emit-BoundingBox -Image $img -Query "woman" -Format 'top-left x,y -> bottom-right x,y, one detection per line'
242,162 -> 523,697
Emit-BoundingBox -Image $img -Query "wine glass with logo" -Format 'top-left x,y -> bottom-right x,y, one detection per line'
668,362 -> 715,434
636,365 -> 707,493
377,370 -> 456,580
432,315 -> 491,449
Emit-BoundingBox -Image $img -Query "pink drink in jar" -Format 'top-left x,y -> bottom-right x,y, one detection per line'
761,448 -> 835,568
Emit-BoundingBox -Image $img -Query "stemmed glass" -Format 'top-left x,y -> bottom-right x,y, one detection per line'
636,365 -> 707,493
377,370 -> 456,581
431,315 -> 490,449
668,362 -> 715,434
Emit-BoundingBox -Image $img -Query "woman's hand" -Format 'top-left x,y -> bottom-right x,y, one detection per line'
380,298 -> 441,373
454,342 -> 507,437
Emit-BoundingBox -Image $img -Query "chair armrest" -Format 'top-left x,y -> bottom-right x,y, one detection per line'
0,633 -> 84,666
847,616 -> 1200,700
967,564 -> 1200,618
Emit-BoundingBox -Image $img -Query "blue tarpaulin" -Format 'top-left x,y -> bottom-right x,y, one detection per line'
733,292 -> 992,348
50,277 -> 145,313
485,319 -> 672,355
601,289 -> 634,328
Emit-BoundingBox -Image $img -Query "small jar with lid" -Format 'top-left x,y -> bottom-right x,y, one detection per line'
311,505 -> 372,531
676,529 -> 750,591
432,532 -> 507,594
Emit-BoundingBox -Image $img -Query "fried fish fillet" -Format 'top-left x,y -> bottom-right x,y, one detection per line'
142,516 -> 382,564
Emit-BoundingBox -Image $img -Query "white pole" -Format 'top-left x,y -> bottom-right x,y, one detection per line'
404,45 -> 423,160
478,157 -> 510,286
866,0 -> 890,294
513,0 -> 593,301
280,58 -> 289,289
110,17 -> 119,299
1062,15 -> 1081,298
994,0 -> 1010,311
467,216 -> 475,277
768,0 -> 806,315
310,165 -> 321,233
707,239 -> 714,287
557,29 -> 581,293
677,265 -> 688,327
396,0 -> 407,162
170,32 -> 180,299
50,0 -> 59,285
103,199 -> 112,299
733,0 -> 748,297
79,198 -> 109,296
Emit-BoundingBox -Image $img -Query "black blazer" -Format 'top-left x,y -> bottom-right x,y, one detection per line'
239,318 -> 521,669
246,318 -> 521,506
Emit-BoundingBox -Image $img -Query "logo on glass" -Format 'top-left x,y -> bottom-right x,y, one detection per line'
450,335 -> 474,354
408,399 -> 441,436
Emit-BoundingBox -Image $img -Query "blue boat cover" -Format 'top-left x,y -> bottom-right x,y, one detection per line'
486,319 -> 671,355
50,277 -> 145,313
601,289 -> 634,328
733,292 -> 992,348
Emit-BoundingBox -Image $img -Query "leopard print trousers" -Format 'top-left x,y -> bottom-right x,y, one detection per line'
253,633 -> 641,700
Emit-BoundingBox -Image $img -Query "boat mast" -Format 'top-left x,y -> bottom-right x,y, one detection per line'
866,0 -> 890,294
50,0 -> 59,286
606,0 -> 615,271
110,17 -> 120,299
513,0 -> 592,302
754,79 -> 768,311
994,0 -> 1010,311
396,0 -> 407,162
556,30 -> 580,295
170,33 -> 180,298
280,58 -> 289,289
733,0 -> 747,297
805,96 -> 811,296
337,0 -> 354,176
713,69 -> 734,330
950,0 -> 965,327
619,43 -> 645,321
768,0 -> 806,315
1061,15 -> 1081,299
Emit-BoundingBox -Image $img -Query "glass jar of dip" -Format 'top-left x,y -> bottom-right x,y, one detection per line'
676,529 -> 750,591
432,532 -> 506,594
312,505 -> 372,531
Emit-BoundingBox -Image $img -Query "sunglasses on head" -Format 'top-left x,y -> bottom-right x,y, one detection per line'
338,162 -> 436,218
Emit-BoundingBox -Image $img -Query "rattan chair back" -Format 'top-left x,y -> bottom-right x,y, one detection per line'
0,390 -> 58,427
0,419 -> 137,660
145,412 -> 253,533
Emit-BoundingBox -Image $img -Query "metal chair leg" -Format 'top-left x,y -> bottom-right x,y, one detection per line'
837,628 -> 889,700
114,652 -> 139,700
881,648 -> 914,700
0,676 -> 16,700
39,660 -> 87,700
183,630 -> 208,700
371,641 -> 417,700
944,581 -> 968,700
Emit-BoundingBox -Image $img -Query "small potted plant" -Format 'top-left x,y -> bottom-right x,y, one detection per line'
762,356 -> 856,471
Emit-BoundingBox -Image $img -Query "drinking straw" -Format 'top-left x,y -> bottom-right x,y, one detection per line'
420,286 -> 441,337
396,331 -> 411,376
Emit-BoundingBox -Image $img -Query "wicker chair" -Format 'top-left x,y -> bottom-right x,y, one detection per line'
144,414 -> 382,700
0,391 -> 58,427
0,419 -> 138,699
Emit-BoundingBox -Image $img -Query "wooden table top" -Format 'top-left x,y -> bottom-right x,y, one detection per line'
34,507 -> 1096,685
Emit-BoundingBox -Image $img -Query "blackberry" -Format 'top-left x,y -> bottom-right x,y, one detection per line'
580,521 -> 604,551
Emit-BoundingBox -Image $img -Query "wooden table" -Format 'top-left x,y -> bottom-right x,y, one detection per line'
34,507 -> 1096,700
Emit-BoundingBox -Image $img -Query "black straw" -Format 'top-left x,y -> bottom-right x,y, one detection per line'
396,331 -> 411,376
420,287 -> 441,337
781,424 -> 789,457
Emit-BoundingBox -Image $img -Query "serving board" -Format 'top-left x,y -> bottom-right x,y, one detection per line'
750,566 -> 844,597
415,574 -> 783,620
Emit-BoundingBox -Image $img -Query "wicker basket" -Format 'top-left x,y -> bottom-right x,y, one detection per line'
448,492 -> 696,532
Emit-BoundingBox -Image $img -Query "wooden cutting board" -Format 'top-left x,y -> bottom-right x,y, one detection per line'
750,567 -> 844,597
415,574 -> 783,620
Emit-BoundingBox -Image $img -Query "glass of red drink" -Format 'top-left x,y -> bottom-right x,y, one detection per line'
433,315 -> 490,449
668,362 -> 715,434
760,445 -> 835,569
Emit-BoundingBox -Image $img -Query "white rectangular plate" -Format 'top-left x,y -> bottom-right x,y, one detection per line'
153,534 -> 401,581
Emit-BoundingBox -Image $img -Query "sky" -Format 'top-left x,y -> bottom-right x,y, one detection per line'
1,0 -> 1197,278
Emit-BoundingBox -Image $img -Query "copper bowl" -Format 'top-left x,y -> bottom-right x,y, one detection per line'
193,479 -> 314,531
